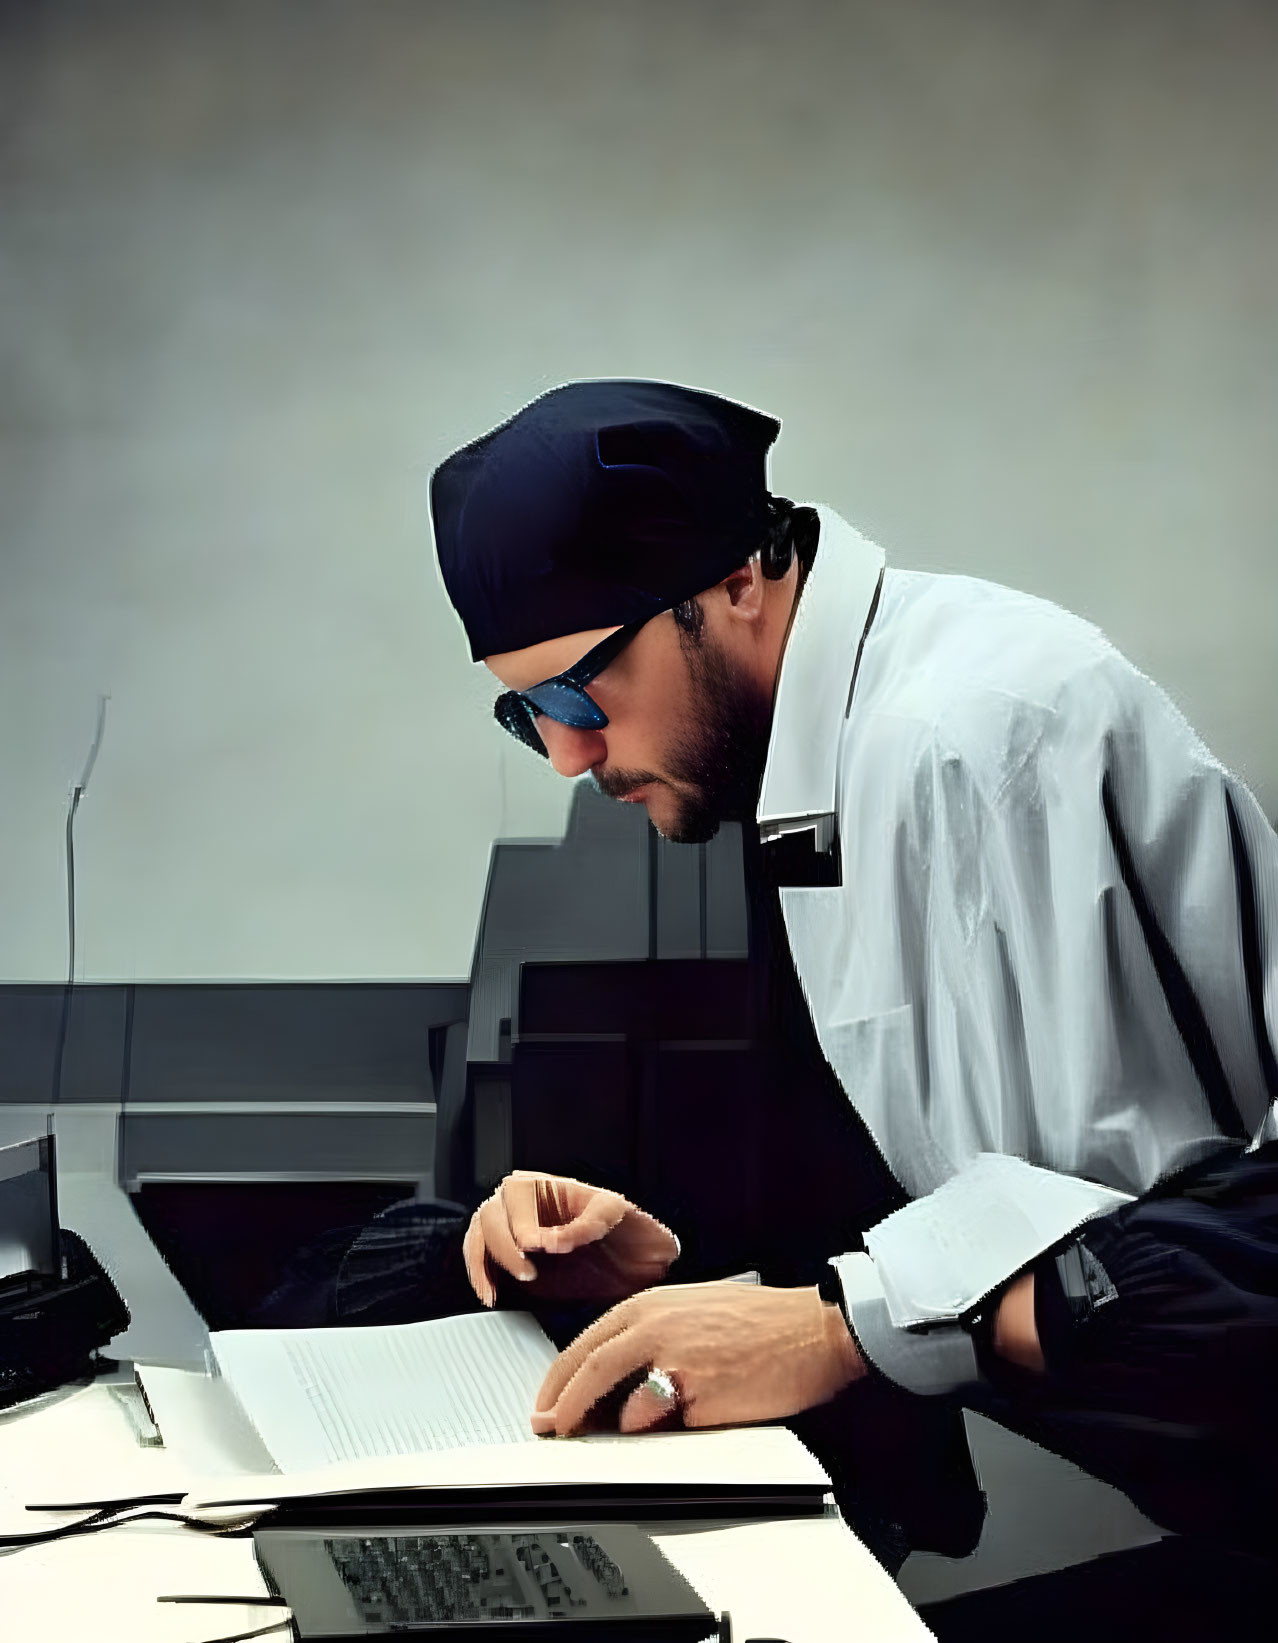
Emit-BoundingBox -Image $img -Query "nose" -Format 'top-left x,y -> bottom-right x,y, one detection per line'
538,716 -> 607,778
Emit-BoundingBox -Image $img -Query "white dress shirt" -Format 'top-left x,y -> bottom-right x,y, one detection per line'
758,507 -> 1278,1391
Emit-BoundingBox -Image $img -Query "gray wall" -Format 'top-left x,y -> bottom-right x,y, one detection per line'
4,0 -> 1276,984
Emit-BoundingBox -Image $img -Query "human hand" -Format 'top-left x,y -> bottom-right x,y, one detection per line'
462,1170 -> 680,1309
531,1281 -> 867,1437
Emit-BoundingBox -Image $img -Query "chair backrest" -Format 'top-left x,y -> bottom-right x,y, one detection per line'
451,784 -> 906,1278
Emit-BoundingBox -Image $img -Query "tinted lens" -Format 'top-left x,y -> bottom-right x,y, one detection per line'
491,614 -> 649,759
521,678 -> 609,729
493,692 -> 548,757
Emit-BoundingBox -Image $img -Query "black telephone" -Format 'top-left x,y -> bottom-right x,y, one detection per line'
0,1227 -> 131,1410
0,1134 -> 130,1410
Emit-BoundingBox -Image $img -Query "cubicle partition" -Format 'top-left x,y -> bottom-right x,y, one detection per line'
0,980 -> 465,1336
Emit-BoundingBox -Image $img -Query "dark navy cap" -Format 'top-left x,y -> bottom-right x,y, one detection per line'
430,379 -> 780,660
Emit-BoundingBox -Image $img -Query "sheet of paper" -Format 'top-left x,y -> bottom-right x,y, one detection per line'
865,1152 -> 1132,1325
182,1423 -> 832,1512
0,1382 -> 187,1526
133,1364 -> 280,1477
209,1309 -> 560,1472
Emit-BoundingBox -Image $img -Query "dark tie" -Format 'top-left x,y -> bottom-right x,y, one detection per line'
759,824 -> 842,889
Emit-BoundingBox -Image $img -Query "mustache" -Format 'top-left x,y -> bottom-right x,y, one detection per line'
593,768 -> 661,801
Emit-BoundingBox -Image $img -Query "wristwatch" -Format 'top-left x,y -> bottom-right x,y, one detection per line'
816,1263 -> 854,1333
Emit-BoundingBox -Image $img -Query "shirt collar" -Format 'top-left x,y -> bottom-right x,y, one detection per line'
756,505 -> 885,839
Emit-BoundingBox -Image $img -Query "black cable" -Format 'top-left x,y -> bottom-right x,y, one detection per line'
159,1596 -> 290,1606
26,1490 -> 184,1512
51,693 -> 109,1105
65,787 -> 82,985
184,1620 -> 294,1643
49,788 -> 80,1107
0,1504 -> 259,1551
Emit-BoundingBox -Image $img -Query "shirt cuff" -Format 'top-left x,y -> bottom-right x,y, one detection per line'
862,1154 -> 1132,1326
829,1252 -> 984,1396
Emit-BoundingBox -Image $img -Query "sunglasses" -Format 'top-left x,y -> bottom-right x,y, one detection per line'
493,614 -> 655,757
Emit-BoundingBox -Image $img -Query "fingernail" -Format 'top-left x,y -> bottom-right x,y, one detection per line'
517,1270 -> 535,1281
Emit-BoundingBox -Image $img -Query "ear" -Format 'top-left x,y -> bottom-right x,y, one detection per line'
718,558 -> 766,616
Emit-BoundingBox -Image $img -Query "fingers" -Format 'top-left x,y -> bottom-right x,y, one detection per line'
460,1172 -> 647,1310
502,1174 -> 568,1256
533,1308 -> 650,1437
461,1214 -> 496,1308
618,1373 -> 684,1436
507,1173 -> 628,1257
462,1187 -> 539,1307
538,1190 -> 630,1256
533,1302 -> 625,1418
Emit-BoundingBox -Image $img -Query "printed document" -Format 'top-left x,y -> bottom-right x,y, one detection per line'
190,1309 -> 830,1515
208,1310 -> 558,1472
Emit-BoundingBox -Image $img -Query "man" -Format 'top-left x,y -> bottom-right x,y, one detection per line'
430,380 -> 1278,1550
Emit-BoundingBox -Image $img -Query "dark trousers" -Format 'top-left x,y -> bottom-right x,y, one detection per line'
970,1141 -> 1278,1559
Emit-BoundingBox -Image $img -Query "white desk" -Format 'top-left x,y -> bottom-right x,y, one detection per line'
0,1379 -> 932,1642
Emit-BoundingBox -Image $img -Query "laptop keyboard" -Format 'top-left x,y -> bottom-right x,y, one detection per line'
325,1529 -> 627,1625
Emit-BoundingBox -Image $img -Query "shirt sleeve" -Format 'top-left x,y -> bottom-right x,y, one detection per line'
831,1154 -> 1135,1396
830,1249 -> 983,1394
830,642 -> 1278,1396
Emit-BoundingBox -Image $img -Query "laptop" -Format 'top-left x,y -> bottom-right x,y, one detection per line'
253,1519 -> 723,1641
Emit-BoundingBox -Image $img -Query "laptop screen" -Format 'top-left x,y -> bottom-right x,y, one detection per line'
0,1134 -> 59,1283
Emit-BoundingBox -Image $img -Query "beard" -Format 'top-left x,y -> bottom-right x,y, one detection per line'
592,632 -> 773,844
